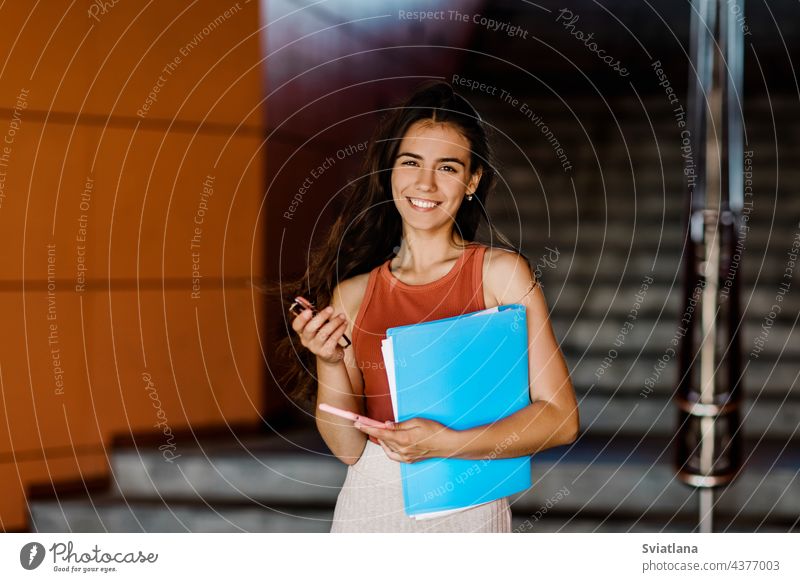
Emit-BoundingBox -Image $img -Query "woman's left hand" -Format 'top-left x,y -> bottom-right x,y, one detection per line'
353,417 -> 455,463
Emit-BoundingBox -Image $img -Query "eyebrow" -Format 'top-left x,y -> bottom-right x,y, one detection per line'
395,152 -> 466,167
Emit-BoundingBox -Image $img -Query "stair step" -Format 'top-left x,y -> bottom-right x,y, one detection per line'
490,202 -> 791,219
513,435 -> 800,522
29,496 -> 332,533
108,430 -> 346,505
553,318 -> 800,359
472,98 -> 800,124
29,496 -> 795,533
578,393 -> 800,440
511,513 -> 798,533
539,284 -> 800,318
566,355 -> 799,398
533,255 -> 792,276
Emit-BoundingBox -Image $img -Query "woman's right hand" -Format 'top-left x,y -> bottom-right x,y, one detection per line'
291,304 -> 348,364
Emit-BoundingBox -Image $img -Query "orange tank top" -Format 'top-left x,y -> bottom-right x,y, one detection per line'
352,242 -> 488,440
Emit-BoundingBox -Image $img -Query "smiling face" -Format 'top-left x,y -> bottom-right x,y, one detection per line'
391,120 -> 482,233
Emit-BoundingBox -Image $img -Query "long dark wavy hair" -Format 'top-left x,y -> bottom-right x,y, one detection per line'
268,80 -> 529,413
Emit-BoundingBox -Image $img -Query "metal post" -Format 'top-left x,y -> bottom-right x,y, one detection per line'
676,0 -> 746,534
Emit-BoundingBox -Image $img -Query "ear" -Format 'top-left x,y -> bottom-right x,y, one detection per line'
467,166 -> 483,194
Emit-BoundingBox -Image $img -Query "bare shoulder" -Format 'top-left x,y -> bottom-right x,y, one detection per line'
329,273 -> 371,394
331,272 -> 371,320
482,246 -> 534,307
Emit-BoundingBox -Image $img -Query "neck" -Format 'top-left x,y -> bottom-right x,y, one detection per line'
394,226 -> 469,273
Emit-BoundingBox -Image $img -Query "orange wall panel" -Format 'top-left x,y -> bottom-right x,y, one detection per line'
85,288 -> 264,441
0,121 -> 94,282
0,1 -> 92,113
0,0 -> 266,531
0,122 -> 265,283
83,0 -> 263,128
89,128 -> 264,281
0,290 -> 104,455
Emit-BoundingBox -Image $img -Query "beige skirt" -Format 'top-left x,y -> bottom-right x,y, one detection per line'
330,440 -> 511,533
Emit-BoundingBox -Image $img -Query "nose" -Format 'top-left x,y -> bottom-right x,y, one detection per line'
415,167 -> 436,192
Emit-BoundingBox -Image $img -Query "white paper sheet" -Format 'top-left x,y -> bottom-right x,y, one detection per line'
409,500 -> 493,520
380,337 -> 398,422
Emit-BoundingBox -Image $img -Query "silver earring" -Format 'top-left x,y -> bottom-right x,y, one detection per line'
466,192 -> 474,201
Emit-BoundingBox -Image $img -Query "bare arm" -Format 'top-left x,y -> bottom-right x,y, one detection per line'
448,250 -> 579,459
315,357 -> 367,465
292,280 -> 368,465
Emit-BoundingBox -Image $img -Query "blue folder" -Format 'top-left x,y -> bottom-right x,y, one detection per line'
381,304 -> 532,519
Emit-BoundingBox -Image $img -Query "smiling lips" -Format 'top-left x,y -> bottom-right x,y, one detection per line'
406,196 -> 442,211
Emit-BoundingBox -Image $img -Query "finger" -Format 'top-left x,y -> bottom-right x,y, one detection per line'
317,314 -> 346,346
398,418 -> 431,431
303,306 -> 335,338
377,439 -> 403,462
321,318 -> 347,353
291,308 -> 314,332
354,424 -> 395,442
372,428 -> 407,449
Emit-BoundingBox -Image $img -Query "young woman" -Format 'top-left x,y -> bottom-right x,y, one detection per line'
282,81 -> 579,532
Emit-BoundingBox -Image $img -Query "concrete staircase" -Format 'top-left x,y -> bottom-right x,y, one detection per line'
474,88 -> 800,532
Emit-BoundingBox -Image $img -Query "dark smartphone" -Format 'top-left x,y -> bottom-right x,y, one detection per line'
289,296 -> 351,348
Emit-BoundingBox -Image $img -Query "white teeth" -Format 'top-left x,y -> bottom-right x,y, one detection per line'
409,197 -> 439,209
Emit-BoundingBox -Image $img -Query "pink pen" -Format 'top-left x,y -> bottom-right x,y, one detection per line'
319,403 -> 390,429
